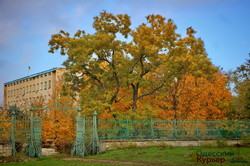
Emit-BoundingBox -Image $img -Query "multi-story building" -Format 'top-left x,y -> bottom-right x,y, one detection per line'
3,68 -> 66,110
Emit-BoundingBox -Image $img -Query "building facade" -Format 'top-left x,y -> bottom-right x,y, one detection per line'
3,68 -> 66,110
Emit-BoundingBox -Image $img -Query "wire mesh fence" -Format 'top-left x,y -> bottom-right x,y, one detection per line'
97,120 -> 250,140
0,115 -> 12,156
0,113 -> 31,156
1,108 -> 250,157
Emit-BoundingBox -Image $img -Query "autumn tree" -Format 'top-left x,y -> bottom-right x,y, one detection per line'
120,16 -> 216,113
141,70 -> 231,121
33,81 -> 77,152
127,22 -> 217,117
177,72 -> 231,120
49,12 -> 131,118
49,12 -> 216,118
229,56 -> 250,120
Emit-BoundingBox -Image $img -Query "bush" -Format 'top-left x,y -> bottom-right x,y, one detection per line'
200,142 -> 215,148
216,139 -> 228,147
240,137 -> 250,147
157,142 -> 174,150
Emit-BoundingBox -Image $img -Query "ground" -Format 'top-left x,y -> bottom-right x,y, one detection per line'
1,146 -> 250,166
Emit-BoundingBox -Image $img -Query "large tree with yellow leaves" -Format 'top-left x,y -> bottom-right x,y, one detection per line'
49,11 -> 221,119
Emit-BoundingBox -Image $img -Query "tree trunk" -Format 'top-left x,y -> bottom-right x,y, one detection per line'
131,83 -> 139,112
132,99 -> 138,113
173,94 -> 177,120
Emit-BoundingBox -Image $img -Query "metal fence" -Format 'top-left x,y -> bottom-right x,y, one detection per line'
1,109 -> 250,157
0,106 -> 42,157
0,114 -> 30,156
97,120 -> 250,140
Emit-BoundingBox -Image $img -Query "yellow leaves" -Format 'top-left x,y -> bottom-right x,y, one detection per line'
48,12 -> 231,121
99,61 -> 109,72
93,11 -> 131,38
179,73 -> 231,120
74,30 -> 85,38
141,72 -> 231,121
42,109 -> 76,150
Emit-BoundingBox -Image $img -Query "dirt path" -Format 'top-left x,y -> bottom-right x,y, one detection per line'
62,158 -> 148,165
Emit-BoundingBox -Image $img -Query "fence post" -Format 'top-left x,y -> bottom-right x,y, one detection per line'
196,120 -> 200,139
71,105 -> 85,157
25,107 -> 35,157
91,111 -> 100,155
126,119 -> 129,139
173,119 -> 178,139
217,121 -> 222,138
25,105 -> 42,157
237,121 -> 241,138
150,119 -> 154,139
11,106 -> 16,156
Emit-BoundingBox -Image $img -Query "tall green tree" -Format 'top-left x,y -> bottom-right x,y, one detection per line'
49,12 -> 131,118
48,12 -> 216,117
229,56 -> 250,120
126,18 -> 217,113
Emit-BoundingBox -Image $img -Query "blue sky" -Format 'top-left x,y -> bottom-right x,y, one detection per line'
0,0 -> 249,105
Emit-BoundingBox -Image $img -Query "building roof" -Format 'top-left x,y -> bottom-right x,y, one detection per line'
4,68 -> 62,86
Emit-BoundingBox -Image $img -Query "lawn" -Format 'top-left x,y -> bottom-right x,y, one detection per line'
1,146 -> 250,166
86,146 -> 250,166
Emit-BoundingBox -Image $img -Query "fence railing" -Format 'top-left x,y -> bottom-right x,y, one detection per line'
0,109 -> 41,157
0,115 -> 31,156
97,120 -> 250,140
1,115 -> 250,157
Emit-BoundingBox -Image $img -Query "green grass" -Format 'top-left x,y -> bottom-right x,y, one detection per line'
3,160 -> 116,166
2,156 -> 119,166
2,146 -> 250,166
86,146 -> 250,166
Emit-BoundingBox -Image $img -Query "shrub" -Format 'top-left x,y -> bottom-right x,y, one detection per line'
216,139 -> 228,147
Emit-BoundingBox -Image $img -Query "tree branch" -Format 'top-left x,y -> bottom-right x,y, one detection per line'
138,81 -> 166,99
82,64 -> 104,88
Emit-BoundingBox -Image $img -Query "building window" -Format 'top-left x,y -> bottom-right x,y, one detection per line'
44,81 -> 47,90
14,89 -> 16,97
41,82 -> 43,90
37,83 -> 39,91
48,80 -> 51,89
33,84 -> 35,92
26,86 -> 28,94
29,85 -> 32,93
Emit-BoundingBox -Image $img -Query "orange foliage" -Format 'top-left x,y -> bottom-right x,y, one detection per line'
42,108 -> 76,150
0,112 -> 11,141
151,72 -> 231,120
178,73 -> 231,120
96,71 -> 231,121
33,81 -> 77,151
